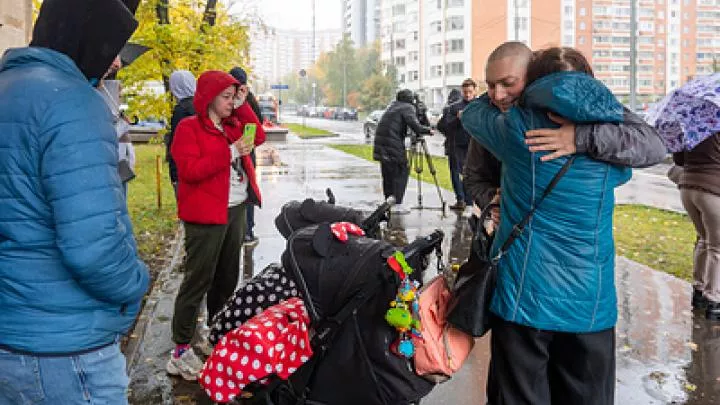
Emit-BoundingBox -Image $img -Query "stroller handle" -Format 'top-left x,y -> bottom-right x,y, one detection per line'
402,229 -> 444,263
360,196 -> 396,236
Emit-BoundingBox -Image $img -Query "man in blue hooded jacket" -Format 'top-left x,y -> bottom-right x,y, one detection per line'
0,1 -> 149,404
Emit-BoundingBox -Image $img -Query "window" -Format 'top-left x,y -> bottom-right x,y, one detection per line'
392,4 -> 405,16
658,11 -> 665,19
580,7 -> 586,16
683,12 -> 689,20
593,49 -> 611,58
578,36 -> 585,45
395,56 -> 406,67
430,65 -> 443,77
639,22 -> 654,32
431,21 -> 442,33
683,26 -> 689,33
564,5 -> 573,16
447,0 -> 464,7
412,31 -> 419,41
409,71 -> 419,81
579,22 -> 586,30
593,35 -> 611,44
639,79 -> 652,87
394,39 -> 406,50
431,43 -> 443,56
564,21 -> 574,30
393,22 -> 405,33
447,16 -> 464,30
409,51 -> 419,62
399,73 -> 405,83
446,62 -> 465,75
449,39 -> 464,52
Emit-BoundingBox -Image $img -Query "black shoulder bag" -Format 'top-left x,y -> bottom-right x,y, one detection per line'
448,156 -> 576,337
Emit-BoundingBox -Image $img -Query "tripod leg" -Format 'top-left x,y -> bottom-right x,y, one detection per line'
419,140 -> 446,212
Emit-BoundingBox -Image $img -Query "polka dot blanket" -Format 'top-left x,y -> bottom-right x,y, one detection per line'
199,297 -> 313,403
209,263 -> 299,345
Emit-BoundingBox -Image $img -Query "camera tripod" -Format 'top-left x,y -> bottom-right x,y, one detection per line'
407,135 -> 446,213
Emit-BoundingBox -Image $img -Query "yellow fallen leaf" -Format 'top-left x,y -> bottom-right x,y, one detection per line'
684,383 -> 697,392
687,342 -> 698,351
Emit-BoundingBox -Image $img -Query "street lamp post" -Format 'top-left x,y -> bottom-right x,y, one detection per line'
312,0 -> 316,107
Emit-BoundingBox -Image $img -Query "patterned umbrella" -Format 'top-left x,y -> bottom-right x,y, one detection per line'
646,73 -> 720,152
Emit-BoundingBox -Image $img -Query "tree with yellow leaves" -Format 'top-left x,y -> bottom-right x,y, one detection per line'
119,0 -> 251,125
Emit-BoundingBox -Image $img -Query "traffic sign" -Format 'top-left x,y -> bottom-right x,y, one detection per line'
271,84 -> 289,90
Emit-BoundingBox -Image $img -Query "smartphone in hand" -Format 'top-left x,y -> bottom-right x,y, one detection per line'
243,123 -> 257,149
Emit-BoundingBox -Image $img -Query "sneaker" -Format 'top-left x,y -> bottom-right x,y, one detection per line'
706,301 -> 720,321
243,234 -> 259,247
692,289 -> 709,309
449,201 -> 466,211
166,347 -> 204,381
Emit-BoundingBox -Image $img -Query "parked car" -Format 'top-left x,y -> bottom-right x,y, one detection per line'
363,109 -> 385,139
323,107 -> 336,119
296,105 -> 309,116
334,107 -> 358,121
311,106 -> 326,118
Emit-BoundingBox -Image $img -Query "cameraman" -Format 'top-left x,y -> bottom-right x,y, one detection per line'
373,89 -> 432,213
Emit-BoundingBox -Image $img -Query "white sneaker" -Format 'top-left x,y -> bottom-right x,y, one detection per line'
166,348 -> 204,381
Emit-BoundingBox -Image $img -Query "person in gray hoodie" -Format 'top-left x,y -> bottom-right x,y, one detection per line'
166,70 -> 197,198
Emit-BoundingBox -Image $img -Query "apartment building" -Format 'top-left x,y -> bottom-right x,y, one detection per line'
249,24 -> 342,92
381,0 -> 562,107
573,0 -> 720,103
380,0 -> 719,107
0,0 -> 33,55
343,0 -> 381,47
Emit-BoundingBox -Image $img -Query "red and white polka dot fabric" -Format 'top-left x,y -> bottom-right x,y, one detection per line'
199,298 -> 313,403
329,221 -> 365,242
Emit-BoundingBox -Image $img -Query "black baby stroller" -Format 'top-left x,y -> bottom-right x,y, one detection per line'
234,224 -> 444,405
209,191 -> 397,345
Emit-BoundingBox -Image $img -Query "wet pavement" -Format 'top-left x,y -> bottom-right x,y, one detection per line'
283,113 -> 683,213
127,134 -> 716,404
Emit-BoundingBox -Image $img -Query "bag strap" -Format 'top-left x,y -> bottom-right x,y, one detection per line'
493,156 -> 576,263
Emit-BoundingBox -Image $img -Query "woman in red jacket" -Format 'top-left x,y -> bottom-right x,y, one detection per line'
167,70 -> 265,381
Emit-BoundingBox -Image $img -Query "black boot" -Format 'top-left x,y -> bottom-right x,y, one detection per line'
693,289 -> 709,309
707,301 -> 720,321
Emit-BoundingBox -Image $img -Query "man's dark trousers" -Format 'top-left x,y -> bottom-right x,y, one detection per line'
487,317 -> 615,405
450,145 -> 472,205
380,160 -> 410,205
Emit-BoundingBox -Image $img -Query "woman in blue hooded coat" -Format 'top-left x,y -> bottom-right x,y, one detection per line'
462,47 -> 631,405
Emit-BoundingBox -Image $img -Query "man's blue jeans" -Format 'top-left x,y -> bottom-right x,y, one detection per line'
0,342 -> 129,405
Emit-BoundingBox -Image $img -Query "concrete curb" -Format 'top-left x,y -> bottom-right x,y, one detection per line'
125,225 -> 184,373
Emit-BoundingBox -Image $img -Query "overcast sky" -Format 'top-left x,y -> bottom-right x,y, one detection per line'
236,0 -> 342,31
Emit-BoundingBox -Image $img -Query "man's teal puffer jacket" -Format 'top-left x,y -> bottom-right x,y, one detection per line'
461,72 -> 632,333
0,47 -> 149,354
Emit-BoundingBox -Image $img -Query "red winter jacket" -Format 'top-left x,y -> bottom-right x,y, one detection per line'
171,71 -> 266,224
